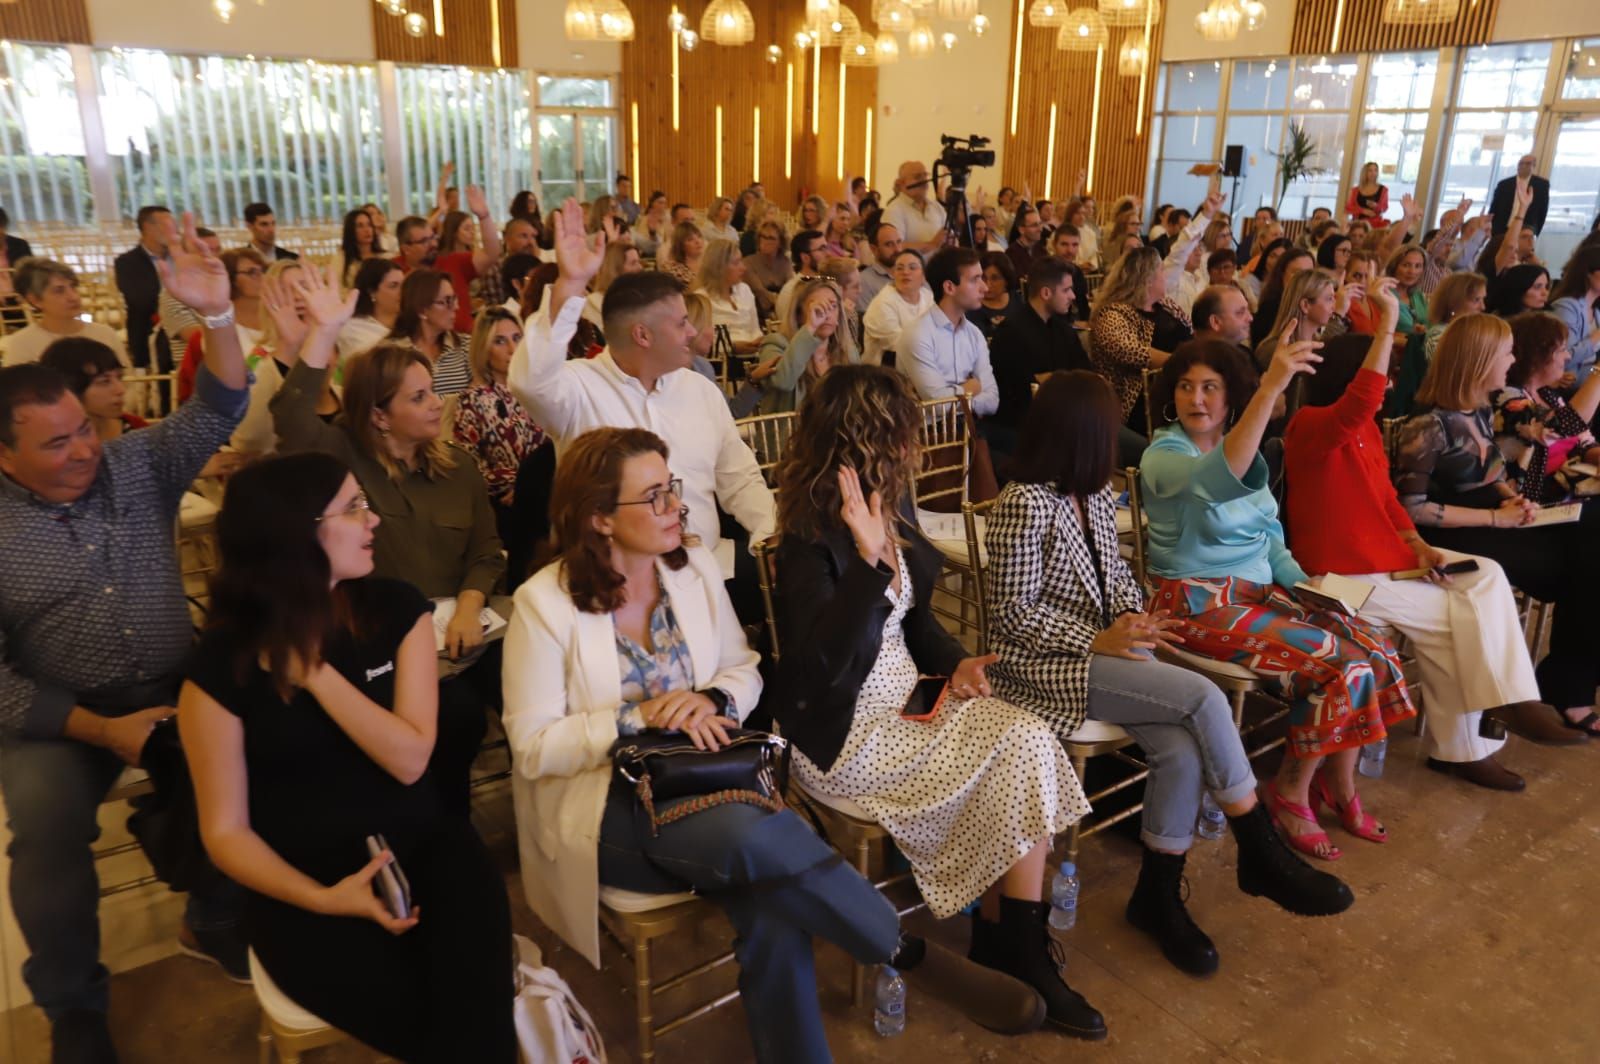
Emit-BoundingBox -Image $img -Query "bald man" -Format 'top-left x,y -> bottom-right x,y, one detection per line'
882,160 -> 949,255
1489,153 -> 1548,235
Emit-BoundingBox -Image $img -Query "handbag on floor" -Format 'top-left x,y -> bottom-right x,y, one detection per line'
513,934 -> 606,1064
611,727 -> 790,835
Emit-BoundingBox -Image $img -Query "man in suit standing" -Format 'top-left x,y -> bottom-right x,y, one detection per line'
243,202 -> 298,261
114,206 -> 177,398
1490,154 -> 1549,235
0,206 -> 34,330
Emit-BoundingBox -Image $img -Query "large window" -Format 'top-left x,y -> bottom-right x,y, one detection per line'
1437,42 -> 1551,213
534,76 -> 618,205
0,43 -> 93,224
394,66 -> 531,221
1355,51 -> 1437,223
96,50 -> 387,224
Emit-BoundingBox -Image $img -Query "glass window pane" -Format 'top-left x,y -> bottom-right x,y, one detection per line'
1456,42 -> 1553,109
1365,51 -> 1437,110
1223,113 -> 1282,215
539,114 -> 577,204
579,115 -> 616,201
395,66 -> 532,222
1438,110 -> 1538,214
1166,61 -> 1222,113
1289,56 -> 1357,112
1562,39 -> 1600,101
0,43 -> 92,224
1541,115 -> 1600,270
537,76 -> 612,108
1229,59 -> 1288,111
1161,113 -> 1217,164
97,50 -> 386,225
1279,114 -> 1347,218
1355,114 -> 1425,223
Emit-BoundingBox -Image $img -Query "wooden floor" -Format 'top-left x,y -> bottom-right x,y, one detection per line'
4,722 -> 1597,1063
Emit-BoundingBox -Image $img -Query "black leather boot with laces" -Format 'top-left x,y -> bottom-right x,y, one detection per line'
1230,802 -> 1355,916
986,896 -> 1108,1040
1125,847 -> 1220,976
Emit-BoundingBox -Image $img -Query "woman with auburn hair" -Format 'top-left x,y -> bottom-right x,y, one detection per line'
1141,335 -> 1415,857
750,277 -> 859,413
1089,245 -> 1193,420
694,238 -> 763,351
271,265 -> 505,815
501,426 -> 904,1063
437,210 -> 477,256
1424,271 -> 1488,361
659,220 -> 705,286
988,371 -> 1351,977
1393,313 -> 1600,756
388,268 -> 471,397
179,452 -> 516,1063
1491,311 -> 1600,509
770,364 -> 1106,1041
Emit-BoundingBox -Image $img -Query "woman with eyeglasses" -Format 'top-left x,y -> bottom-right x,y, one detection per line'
388,269 -> 471,398
179,451 -> 516,1063
271,264 -> 505,817
452,308 -> 547,542
862,249 -> 933,366
503,426 -> 901,1064
743,220 -> 792,317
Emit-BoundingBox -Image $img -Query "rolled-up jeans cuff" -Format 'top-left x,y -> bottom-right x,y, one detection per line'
1213,777 -> 1258,807
1142,828 -> 1194,853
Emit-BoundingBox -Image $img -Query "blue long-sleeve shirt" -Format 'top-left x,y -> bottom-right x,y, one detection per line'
900,306 -> 1000,416
1551,296 -> 1600,385
1139,424 -> 1308,589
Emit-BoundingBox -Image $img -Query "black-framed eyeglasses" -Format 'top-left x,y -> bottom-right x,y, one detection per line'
615,478 -> 682,517
316,492 -> 372,522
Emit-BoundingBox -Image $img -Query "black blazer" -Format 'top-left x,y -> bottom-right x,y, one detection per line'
771,505 -> 965,773
4,234 -> 32,264
268,245 -> 300,262
1489,175 -> 1549,236
114,245 -> 165,370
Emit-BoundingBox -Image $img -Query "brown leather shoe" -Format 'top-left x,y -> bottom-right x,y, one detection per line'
1484,702 -> 1587,746
1426,756 -> 1526,792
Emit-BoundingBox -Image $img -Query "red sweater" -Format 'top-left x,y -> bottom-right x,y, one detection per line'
1284,368 -> 1417,575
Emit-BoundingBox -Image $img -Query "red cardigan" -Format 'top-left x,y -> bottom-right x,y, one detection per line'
1283,368 -> 1417,575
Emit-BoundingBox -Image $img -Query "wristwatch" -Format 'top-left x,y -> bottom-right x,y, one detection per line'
201,306 -> 236,329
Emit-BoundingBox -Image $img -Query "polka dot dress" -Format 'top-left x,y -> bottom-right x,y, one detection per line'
794,547 -> 1092,919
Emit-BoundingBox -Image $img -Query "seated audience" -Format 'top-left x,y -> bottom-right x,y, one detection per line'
40,338 -> 146,440
900,248 -> 999,421
1190,284 -> 1253,350
695,239 -> 763,352
1005,203 -> 1044,277
2,259 -> 125,368
1089,246 -> 1193,423
159,228 -> 224,352
177,249 -> 268,404
583,242 -> 643,330
1206,248 -> 1239,290
630,192 -> 669,259
243,201 -> 298,261
771,365 -> 1105,1040
270,266 -> 504,816
987,257 -> 1091,445
1489,264 -> 1551,318
497,253 -> 541,318
393,189 -> 501,335
751,277 -> 858,414
1252,268 -> 1353,373
967,251 -> 1019,341
1549,246 -> 1600,385
659,221 -> 704,287
856,222 -> 900,314
0,217 -> 250,1061
773,228 -> 826,325
701,195 -> 740,244
862,249 -> 933,366
337,258 -> 404,365
1142,337 -> 1415,858
1249,246 -> 1313,348
1040,226 -> 1093,324
452,307 -> 547,541
340,207 -> 386,287
820,257 -> 865,353
1062,198 -> 1100,268
180,453 -> 515,1063
1342,251 -> 1385,336
1492,312 -> 1600,509
1386,246 -> 1430,335
512,199 -> 774,584
1424,271 -> 1487,361
1240,236 -> 1289,310
502,427 -> 902,1063
1316,232 -> 1352,285
822,202 -> 858,259
1392,313 -> 1600,757
1237,206 -> 1278,263
389,269 -> 471,397
988,371 -> 1352,974
743,219 -> 792,317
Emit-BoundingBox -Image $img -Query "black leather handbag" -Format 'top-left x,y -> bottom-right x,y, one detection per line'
611,727 -> 790,835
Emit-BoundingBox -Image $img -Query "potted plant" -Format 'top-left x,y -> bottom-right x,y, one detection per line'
1272,121 -> 1330,215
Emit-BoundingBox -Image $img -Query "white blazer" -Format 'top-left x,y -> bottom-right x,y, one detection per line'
501,544 -> 762,967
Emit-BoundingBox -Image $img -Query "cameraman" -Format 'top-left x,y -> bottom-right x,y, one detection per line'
883,160 -> 948,257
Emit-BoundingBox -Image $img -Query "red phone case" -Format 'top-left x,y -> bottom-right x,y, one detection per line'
901,677 -> 951,722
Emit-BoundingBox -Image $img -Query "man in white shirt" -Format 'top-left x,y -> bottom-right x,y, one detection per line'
899,247 -> 998,417
857,221 -> 900,312
510,199 -> 775,583
1163,188 -> 1224,315
882,160 -> 949,256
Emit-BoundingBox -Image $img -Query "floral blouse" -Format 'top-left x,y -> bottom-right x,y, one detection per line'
1391,405 -> 1509,526
613,579 -> 698,735
1490,385 -> 1597,505
451,380 -> 546,504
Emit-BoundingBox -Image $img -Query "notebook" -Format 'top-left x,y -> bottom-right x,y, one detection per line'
431,597 -> 508,653
1292,573 -> 1375,617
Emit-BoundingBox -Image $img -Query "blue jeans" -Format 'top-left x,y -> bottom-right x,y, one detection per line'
599,785 -> 900,1064
1,730 -> 239,1019
1085,653 -> 1256,853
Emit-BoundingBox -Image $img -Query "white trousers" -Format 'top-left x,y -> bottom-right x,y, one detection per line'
1348,551 -> 1536,763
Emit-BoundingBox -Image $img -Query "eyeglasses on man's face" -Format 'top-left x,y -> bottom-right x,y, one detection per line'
614,478 -> 683,517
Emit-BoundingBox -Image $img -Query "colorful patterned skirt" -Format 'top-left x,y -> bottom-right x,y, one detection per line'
1150,576 -> 1416,759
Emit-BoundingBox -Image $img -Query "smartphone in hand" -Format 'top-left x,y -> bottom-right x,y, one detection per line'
365,834 -> 412,920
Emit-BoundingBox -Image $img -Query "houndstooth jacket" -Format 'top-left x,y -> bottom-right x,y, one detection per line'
984,480 -> 1147,737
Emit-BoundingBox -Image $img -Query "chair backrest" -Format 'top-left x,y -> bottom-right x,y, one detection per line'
962,497 -> 998,651
751,536 -> 782,661
735,409 -> 797,494
913,395 -> 969,513
1121,465 -> 1149,589
1141,364 -> 1163,440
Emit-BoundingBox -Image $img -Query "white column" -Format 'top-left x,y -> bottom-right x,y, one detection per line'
378,60 -> 407,217
69,44 -> 121,227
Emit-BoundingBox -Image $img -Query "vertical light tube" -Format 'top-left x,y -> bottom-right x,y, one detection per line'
864,105 -> 873,189
837,60 -> 846,180
1135,0 -> 1152,136
433,0 -> 444,36
631,101 -> 641,189
1331,0 -> 1347,52
1087,45 -> 1104,195
1009,0 -> 1025,135
671,8 -> 681,131
716,105 -> 724,196
812,38 -> 820,135
754,106 -> 762,183
1044,103 -> 1057,199
490,0 -> 502,66
785,62 -> 794,178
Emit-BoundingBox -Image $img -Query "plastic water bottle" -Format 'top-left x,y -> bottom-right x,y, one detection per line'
1359,738 -> 1388,779
1196,791 -> 1226,840
1047,861 -> 1080,931
873,965 -> 906,1037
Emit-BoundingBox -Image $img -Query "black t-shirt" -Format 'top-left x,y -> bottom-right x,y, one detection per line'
988,303 -> 1091,428
184,578 -> 439,883
1141,304 -> 1193,354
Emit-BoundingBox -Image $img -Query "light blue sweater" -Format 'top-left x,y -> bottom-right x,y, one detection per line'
1139,425 -> 1309,588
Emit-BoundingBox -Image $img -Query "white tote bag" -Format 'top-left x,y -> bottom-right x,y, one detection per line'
513,934 -> 607,1064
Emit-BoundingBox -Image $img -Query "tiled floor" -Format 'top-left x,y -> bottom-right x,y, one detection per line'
5,723 -> 1598,1063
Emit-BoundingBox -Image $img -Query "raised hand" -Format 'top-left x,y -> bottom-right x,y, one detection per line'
837,464 -> 886,564
293,261 -> 358,331
1400,192 -> 1419,219
807,293 -> 838,337
553,196 -> 606,286
465,183 -> 489,219
1514,182 -> 1534,213
261,271 -> 310,353
156,212 -> 230,317
1262,320 -> 1323,394
1334,282 -> 1364,315
1455,196 -> 1473,217
1368,275 -> 1400,325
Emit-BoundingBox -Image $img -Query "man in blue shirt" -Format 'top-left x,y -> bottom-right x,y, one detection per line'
900,247 -> 999,420
0,214 -> 250,1063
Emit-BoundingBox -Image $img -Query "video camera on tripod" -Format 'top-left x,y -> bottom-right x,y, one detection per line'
933,133 -> 995,248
